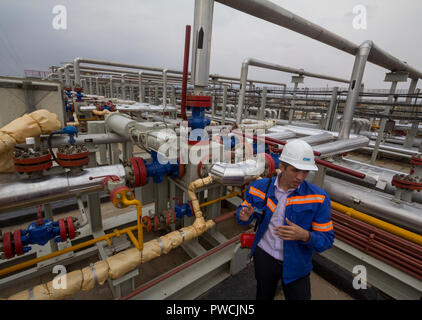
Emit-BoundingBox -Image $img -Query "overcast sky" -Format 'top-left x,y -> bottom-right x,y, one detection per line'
0,0 -> 421,89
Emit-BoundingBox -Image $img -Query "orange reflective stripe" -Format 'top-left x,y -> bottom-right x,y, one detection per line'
250,186 -> 265,198
267,198 -> 276,211
285,199 -> 324,206
312,225 -> 334,232
286,194 -> 326,201
241,200 -> 250,207
249,189 -> 265,200
312,221 -> 333,228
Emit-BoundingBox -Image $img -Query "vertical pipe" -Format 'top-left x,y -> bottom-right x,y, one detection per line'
288,82 -> 299,124
64,65 -> 71,88
191,0 -> 215,92
404,79 -> 419,147
95,77 -> 99,96
236,59 -> 250,124
325,86 -> 339,131
222,86 -> 227,125
370,80 -> 398,164
339,41 -> 372,140
259,87 -> 267,120
121,74 -> 127,100
138,72 -> 144,103
181,25 -> 191,121
109,76 -> 113,98
162,69 -> 168,107
74,57 -> 82,87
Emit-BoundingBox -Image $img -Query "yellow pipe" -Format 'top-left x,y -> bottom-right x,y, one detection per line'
0,197 -> 144,277
331,201 -> 422,246
199,189 -> 245,208
122,197 -> 143,251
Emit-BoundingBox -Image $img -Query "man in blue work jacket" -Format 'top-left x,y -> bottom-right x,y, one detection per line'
237,139 -> 335,300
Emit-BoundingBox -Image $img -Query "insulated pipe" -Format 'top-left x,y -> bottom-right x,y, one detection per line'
236,58 -> 349,124
0,164 -> 126,213
214,0 -> 422,79
191,0 -> 214,89
40,133 -> 130,148
209,158 -> 265,185
64,64 -> 72,88
121,228 -> 243,300
6,176 -> 219,300
312,136 -> 370,158
316,174 -> 422,234
339,41 -> 372,140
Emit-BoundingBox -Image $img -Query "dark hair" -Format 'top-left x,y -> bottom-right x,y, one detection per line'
279,161 -> 292,169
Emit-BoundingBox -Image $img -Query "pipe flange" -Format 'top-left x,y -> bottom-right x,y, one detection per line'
13,230 -> 23,256
142,216 -> 153,232
3,232 -> 13,259
410,154 -> 422,166
56,145 -> 89,168
153,215 -> 160,231
110,186 -> 133,208
13,150 -> 52,173
130,157 -> 147,187
66,217 -> 76,240
392,174 -> 422,191
58,219 -> 67,242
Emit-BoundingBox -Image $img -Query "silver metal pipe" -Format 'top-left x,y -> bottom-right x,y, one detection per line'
0,165 -> 126,213
328,157 -> 422,204
191,0 -> 215,89
312,136 -> 369,157
39,133 -> 130,148
310,174 -> 422,234
210,158 -> 264,186
298,132 -> 335,146
339,41 -> 372,140
236,58 -> 349,124
215,0 -> 422,79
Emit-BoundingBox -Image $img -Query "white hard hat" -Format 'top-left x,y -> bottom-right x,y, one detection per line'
279,139 -> 318,171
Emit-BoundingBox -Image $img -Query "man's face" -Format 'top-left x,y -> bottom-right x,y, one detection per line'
279,163 -> 309,190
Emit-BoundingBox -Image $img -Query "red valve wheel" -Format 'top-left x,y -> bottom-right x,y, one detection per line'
3,232 -> 13,259
154,215 -> 160,231
136,157 -> 147,187
170,209 -> 177,224
13,230 -> 23,256
66,217 -> 75,240
162,210 -> 170,226
58,219 -> 67,242
143,216 -> 153,232
130,157 -> 140,188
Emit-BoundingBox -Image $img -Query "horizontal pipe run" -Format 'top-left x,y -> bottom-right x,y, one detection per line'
331,202 -> 422,247
120,231 -> 246,300
317,159 -> 365,179
332,210 -> 422,260
0,165 -> 127,213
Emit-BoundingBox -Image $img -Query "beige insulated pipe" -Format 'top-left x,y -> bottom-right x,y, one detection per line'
7,176 -> 216,300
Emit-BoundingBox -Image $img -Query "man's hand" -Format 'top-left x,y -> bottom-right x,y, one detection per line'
274,218 -> 310,242
239,204 -> 254,222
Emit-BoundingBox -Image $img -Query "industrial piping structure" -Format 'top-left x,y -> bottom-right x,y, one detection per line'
0,0 -> 421,300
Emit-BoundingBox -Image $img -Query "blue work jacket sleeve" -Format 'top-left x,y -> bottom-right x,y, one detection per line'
236,185 -> 256,226
301,193 -> 335,252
